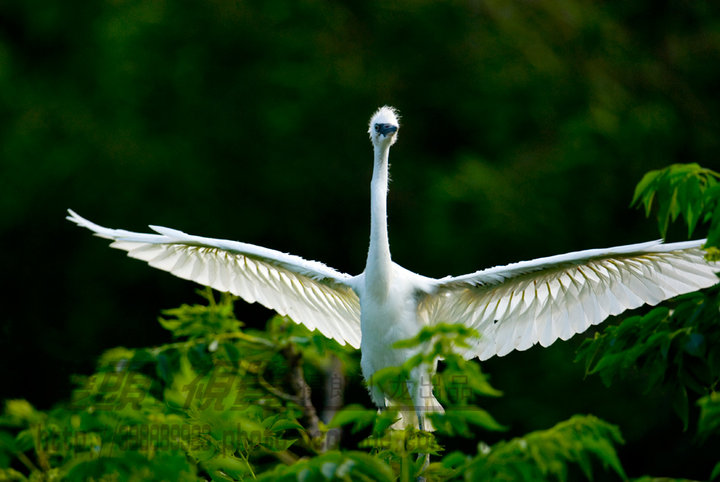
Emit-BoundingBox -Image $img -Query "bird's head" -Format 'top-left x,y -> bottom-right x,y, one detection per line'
368,106 -> 399,148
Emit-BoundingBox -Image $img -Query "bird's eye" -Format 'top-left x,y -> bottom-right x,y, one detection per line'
374,124 -> 381,133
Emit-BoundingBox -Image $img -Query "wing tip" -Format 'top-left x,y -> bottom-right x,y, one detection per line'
67,208 -> 116,240
66,208 -> 85,226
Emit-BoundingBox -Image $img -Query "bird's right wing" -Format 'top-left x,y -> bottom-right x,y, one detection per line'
67,210 -> 361,348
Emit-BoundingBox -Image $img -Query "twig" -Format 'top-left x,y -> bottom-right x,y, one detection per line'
257,369 -> 299,403
322,355 -> 345,451
283,344 -> 322,440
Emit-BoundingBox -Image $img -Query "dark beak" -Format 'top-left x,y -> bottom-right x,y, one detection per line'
378,124 -> 398,137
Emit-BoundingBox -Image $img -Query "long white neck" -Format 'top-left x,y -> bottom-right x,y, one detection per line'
365,143 -> 392,294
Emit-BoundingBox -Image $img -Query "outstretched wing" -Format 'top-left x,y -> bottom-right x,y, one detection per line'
68,210 -> 361,348
419,240 -> 719,360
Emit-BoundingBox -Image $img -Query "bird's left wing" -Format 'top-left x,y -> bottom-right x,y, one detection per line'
418,240 -> 719,360
67,210 -> 361,348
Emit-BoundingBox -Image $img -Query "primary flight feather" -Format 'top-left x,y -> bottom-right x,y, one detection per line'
68,106 -> 719,430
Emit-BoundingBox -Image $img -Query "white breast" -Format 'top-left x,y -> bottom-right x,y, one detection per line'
355,264 -> 430,377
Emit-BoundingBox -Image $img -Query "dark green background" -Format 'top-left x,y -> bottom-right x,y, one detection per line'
1,1 -> 719,478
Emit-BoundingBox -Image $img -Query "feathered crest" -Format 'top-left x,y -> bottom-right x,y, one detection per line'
368,106 -> 400,136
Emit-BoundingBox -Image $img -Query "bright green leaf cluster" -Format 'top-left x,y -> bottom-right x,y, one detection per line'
434,415 -> 626,481
158,288 -> 243,339
631,163 -> 720,243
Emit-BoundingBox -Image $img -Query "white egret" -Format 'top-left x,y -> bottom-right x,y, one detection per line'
68,106 -> 719,430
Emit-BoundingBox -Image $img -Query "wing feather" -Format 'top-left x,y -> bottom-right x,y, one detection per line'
68,210 -> 361,348
420,239 -> 719,360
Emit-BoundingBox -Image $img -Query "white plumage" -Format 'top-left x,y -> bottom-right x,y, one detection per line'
68,106 -> 719,430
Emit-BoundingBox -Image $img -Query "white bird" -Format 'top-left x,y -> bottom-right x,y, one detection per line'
68,106 -> 719,430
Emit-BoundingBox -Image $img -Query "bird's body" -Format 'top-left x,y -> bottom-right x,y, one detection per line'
355,263 -> 440,420
68,106 -> 719,430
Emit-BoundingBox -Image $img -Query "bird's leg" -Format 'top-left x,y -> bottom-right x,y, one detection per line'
407,367 -> 434,482
407,366 -> 437,431
416,453 -> 430,482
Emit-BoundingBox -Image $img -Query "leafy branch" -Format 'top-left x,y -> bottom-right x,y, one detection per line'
580,163 -> 720,481
440,415 -> 626,481
632,163 -> 720,247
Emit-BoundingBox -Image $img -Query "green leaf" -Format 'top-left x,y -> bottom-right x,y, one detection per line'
327,405 -> 376,433
707,203 -> 720,249
156,350 -> 179,384
711,460 -> 720,481
461,408 -> 507,431
631,168 -> 663,207
0,468 -> 26,481
672,385 -> 690,431
372,409 -> 400,436
441,450 -> 467,468
697,392 -> 720,440
268,418 -> 304,432
682,174 -> 702,236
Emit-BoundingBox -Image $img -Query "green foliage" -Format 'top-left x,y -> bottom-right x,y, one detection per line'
576,290 -> 720,430
256,450 -> 395,482
158,288 -> 244,339
579,163 -> 720,480
457,415 -> 626,481
697,392 -> 720,441
581,165 -> 720,437
632,164 -> 720,245
0,293 -> 333,480
0,295 -> 629,481
324,322 -> 628,481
